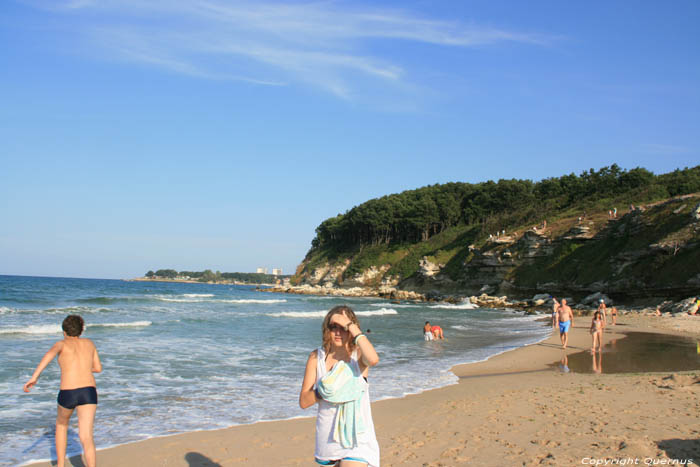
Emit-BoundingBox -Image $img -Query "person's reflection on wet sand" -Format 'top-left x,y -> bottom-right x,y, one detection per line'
559,353 -> 570,373
592,351 -> 602,374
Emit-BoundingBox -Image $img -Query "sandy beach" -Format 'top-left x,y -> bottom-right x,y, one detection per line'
27,312 -> 700,467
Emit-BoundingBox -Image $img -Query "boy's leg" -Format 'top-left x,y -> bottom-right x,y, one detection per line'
77,404 -> 97,467
56,405 -> 74,467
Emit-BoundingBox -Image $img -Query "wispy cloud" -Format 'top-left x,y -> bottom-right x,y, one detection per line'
33,0 -> 552,99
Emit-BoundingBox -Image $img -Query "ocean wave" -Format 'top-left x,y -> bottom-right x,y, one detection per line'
182,294 -> 214,298
356,308 -> 399,316
0,305 -> 114,315
89,321 -> 152,328
429,302 -> 479,310
369,303 -> 422,308
155,296 -> 287,304
156,297 -> 208,302
267,310 -> 327,318
269,308 -> 399,318
0,324 -> 63,335
75,297 -> 121,304
217,299 -> 287,304
0,321 -> 152,335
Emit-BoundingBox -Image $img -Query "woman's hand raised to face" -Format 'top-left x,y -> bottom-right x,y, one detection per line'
330,312 -> 352,330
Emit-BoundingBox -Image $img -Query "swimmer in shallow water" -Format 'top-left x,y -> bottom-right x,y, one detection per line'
423,321 -> 434,341
24,315 -> 102,467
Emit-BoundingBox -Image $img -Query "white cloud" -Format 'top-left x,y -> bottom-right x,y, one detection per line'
33,0 -> 552,99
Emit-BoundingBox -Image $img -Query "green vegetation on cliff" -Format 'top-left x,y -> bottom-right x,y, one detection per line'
295,165 -> 700,296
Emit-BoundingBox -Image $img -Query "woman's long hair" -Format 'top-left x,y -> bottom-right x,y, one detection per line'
322,305 -> 360,354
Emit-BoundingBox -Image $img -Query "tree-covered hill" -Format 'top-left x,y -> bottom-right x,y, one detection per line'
294,165 -> 700,299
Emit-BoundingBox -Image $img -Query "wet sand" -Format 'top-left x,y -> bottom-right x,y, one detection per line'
26,313 -> 700,466
564,331 -> 700,374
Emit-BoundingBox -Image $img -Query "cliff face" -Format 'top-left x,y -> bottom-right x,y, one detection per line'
294,195 -> 700,302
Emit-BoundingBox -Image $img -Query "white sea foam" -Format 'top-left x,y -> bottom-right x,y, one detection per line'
429,302 -> 479,310
0,321 -> 152,335
268,310 -> 327,318
0,324 -> 62,335
218,299 -> 287,304
269,308 -> 398,318
0,305 -> 113,315
355,308 -> 399,316
182,294 -> 214,298
155,296 -> 286,304
156,297 -> 207,302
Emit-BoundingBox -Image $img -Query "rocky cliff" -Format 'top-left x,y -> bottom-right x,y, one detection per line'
292,195 -> 700,304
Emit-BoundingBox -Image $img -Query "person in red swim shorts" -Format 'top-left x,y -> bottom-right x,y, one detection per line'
431,325 -> 445,340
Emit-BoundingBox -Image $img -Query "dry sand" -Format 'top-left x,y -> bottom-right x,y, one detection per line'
28,313 -> 700,467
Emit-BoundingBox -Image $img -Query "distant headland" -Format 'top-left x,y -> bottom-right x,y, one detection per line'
128,269 -> 291,286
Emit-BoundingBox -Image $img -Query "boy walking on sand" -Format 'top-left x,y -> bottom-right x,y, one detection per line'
24,315 -> 102,467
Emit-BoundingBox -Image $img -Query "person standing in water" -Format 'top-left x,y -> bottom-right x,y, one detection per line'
24,315 -> 102,467
423,321 -> 434,341
299,306 -> 380,467
431,324 -> 445,340
590,311 -> 604,353
597,299 -> 608,331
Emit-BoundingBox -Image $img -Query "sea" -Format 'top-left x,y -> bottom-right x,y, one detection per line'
0,275 -> 551,466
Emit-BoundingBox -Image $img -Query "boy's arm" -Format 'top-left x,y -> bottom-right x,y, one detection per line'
23,342 -> 62,392
91,344 -> 102,373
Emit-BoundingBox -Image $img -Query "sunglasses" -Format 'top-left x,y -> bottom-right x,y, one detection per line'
327,324 -> 348,333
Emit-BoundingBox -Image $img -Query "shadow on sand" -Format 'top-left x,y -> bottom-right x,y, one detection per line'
657,438 -> 700,462
185,452 -> 223,467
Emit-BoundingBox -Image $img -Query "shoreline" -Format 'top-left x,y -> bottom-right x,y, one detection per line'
25,313 -> 700,466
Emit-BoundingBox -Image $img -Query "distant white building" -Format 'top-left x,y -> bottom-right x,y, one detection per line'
256,267 -> 268,274
272,268 -> 283,276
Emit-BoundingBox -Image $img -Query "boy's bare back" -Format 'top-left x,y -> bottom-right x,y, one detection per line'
57,337 -> 99,390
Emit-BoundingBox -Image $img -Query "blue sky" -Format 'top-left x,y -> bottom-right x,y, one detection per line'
1,0 -> 699,279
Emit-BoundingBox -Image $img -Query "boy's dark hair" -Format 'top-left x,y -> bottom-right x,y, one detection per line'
62,315 -> 84,337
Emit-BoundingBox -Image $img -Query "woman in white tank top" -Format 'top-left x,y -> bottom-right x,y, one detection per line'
299,305 -> 381,467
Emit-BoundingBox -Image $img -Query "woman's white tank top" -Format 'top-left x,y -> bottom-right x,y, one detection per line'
314,347 -> 380,467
